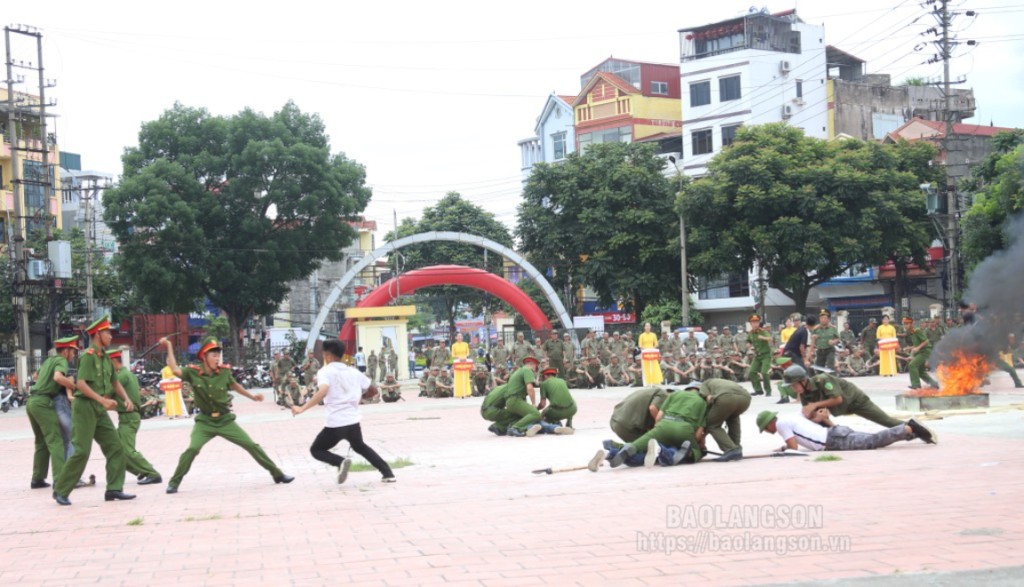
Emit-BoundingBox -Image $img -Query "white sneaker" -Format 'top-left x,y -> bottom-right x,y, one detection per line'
525,424 -> 542,437
337,460 -> 351,485
644,438 -> 661,468
381,476 -> 397,484
588,449 -> 605,472
553,426 -> 574,435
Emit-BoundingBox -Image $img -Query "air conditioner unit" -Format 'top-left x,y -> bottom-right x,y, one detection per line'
781,104 -> 794,119
27,259 -> 50,280
779,60 -> 792,74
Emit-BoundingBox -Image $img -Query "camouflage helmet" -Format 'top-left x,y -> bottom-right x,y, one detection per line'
782,365 -> 808,384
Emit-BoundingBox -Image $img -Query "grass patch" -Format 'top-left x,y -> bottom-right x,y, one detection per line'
183,514 -> 223,522
127,517 -> 144,526
348,457 -> 414,472
814,454 -> 843,462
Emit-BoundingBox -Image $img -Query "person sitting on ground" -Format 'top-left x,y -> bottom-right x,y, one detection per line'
380,374 -> 402,403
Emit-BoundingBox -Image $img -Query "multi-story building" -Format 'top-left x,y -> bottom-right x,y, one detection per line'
59,152 -> 117,255
518,93 -> 576,182
1,88 -> 62,245
677,9 -> 828,177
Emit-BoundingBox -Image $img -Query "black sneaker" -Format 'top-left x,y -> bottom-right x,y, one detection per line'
609,445 -> 636,468
671,441 -> 692,466
907,418 -> 938,445
775,398 -> 790,404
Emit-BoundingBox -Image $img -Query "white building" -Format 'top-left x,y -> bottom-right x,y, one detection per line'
517,93 -> 576,183
678,8 -> 827,177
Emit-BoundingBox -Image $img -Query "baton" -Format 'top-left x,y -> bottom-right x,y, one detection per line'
138,333 -> 182,357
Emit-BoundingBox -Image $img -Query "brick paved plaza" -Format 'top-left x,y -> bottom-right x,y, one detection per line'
1,372 -> 1022,586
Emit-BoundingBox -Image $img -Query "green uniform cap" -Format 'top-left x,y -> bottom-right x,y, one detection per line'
86,314 -> 112,335
55,335 -> 81,349
198,336 -> 223,357
756,410 -> 778,432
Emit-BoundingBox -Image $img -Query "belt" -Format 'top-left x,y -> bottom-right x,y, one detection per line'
662,414 -> 692,423
202,410 -> 226,418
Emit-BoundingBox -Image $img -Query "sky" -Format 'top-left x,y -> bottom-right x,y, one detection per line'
7,0 -> 1024,234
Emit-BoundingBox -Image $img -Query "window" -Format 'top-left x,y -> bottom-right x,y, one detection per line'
651,81 -> 669,95
691,129 -> 713,155
796,80 -> 803,98
698,272 -> 751,300
577,126 -> 631,152
719,75 -> 741,101
552,132 -> 566,160
689,81 -> 711,107
721,124 -> 741,147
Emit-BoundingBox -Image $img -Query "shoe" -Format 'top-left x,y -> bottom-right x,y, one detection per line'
525,424 -> 542,437
274,474 -> 295,484
553,426 -> 574,435
672,441 -> 693,465
381,476 -> 397,483
908,386 -> 920,390
166,485 -> 178,494
588,450 -> 605,472
54,494 -> 71,506
507,427 -> 525,437
775,398 -> 790,404
752,391 -> 765,396
138,475 -> 163,486
487,423 -> 506,436
907,418 -> 938,445
644,439 -> 660,468
609,445 -> 637,468
714,447 -> 743,462
104,490 -> 137,501
337,460 -> 351,485
30,479 -> 50,489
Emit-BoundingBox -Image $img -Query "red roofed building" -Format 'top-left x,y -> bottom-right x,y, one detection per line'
885,117 -> 1020,185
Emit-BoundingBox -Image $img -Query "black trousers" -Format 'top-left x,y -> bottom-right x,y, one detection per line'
310,423 -> 393,477
783,349 -> 806,369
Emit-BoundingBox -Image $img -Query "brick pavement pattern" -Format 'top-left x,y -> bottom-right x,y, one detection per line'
1,372 -> 1023,586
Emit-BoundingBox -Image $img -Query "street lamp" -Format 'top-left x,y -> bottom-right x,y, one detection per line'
668,156 -> 690,327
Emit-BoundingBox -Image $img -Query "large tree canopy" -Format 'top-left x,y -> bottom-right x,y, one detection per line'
105,102 -> 371,359
385,192 -> 513,338
961,131 -> 1024,270
516,142 -> 680,317
680,123 -> 937,313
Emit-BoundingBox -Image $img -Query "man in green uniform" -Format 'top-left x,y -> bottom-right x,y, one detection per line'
781,365 -> 905,428
302,352 -> 321,389
813,310 -> 840,371
579,356 -> 605,388
605,354 -> 631,387
581,330 -> 598,359
110,349 -> 162,485
542,331 -> 565,378
162,336 -> 293,494
366,349 -> 379,383
511,333 -> 535,367
607,386 -> 670,444
491,339 -> 510,372
537,368 -> 576,432
435,368 -> 454,398
860,318 -> 878,358
746,315 -> 774,397
719,327 -> 737,354
53,317 -> 135,506
501,357 -> 543,437
694,379 -> 751,461
472,363 -> 494,397
683,331 -> 699,354
27,336 -> 80,490
380,374 -> 402,402
606,388 -> 705,468
905,317 -> 939,389
839,323 -> 856,350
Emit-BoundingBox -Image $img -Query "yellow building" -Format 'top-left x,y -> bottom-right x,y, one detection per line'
1,88 -> 62,246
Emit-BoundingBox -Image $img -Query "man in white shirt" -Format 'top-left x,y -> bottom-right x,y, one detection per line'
756,410 -> 936,452
354,347 -> 367,373
292,340 -> 395,484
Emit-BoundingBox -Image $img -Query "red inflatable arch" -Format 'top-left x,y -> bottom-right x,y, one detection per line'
338,265 -> 553,348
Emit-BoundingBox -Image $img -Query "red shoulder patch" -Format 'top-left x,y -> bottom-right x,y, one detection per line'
221,363 -> 233,369
86,348 -> 95,355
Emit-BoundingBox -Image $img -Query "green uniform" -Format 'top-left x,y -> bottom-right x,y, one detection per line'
800,374 -> 903,428
628,391 -> 705,462
53,344 -> 128,497
610,387 -> 669,442
115,366 -> 160,479
861,325 -> 877,355
27,355 -> 71,484
698,379 -> 751,453
606,361 -> 630,386
907,329 -> 939,389
539,377 -> 577,425
840,328 -> 856,349
491,345 -> 510,370
747,327 -> 773,395
480,384 -> 517,430
511,341 -> 534,367
503,366 -> 540,432
168,364 -> 283,488
814,325 -> 840,370
543,339 -> 565,376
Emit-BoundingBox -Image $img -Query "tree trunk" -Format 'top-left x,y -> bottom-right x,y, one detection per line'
893,262 -> 907,321
791,283 -> 811,316
227,311 -> 242,365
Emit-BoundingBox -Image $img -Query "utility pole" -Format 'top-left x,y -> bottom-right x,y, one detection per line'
669,156 -> 690,327
4,27 -> 31,369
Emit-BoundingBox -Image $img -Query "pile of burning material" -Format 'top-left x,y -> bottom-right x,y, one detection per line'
906,350 -> 992,397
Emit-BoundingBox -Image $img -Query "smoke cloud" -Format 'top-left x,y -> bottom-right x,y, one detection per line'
931,213 -> 1024,366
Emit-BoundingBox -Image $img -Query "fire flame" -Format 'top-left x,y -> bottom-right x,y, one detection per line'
907,350 -> 992,397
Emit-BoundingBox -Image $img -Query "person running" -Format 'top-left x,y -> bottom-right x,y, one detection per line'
291,339 -> 395,485
161,336 -> 293,494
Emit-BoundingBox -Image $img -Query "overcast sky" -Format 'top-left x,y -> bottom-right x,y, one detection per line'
7,0 -> 1023,232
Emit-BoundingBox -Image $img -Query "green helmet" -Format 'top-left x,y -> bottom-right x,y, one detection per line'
783,365 -> 808,384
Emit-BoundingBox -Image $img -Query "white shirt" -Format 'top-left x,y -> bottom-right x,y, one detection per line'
317,361 -> 371,428
355,351 -> 366,367
773,413 -> 828,451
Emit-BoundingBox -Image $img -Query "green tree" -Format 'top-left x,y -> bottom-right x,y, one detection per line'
961,132 -> 1024,269
680,124 -> 937,313
638,297 -> 703,329
384,192 -> 513,339
516,142 -> 680,317
104,102 -> 371,362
